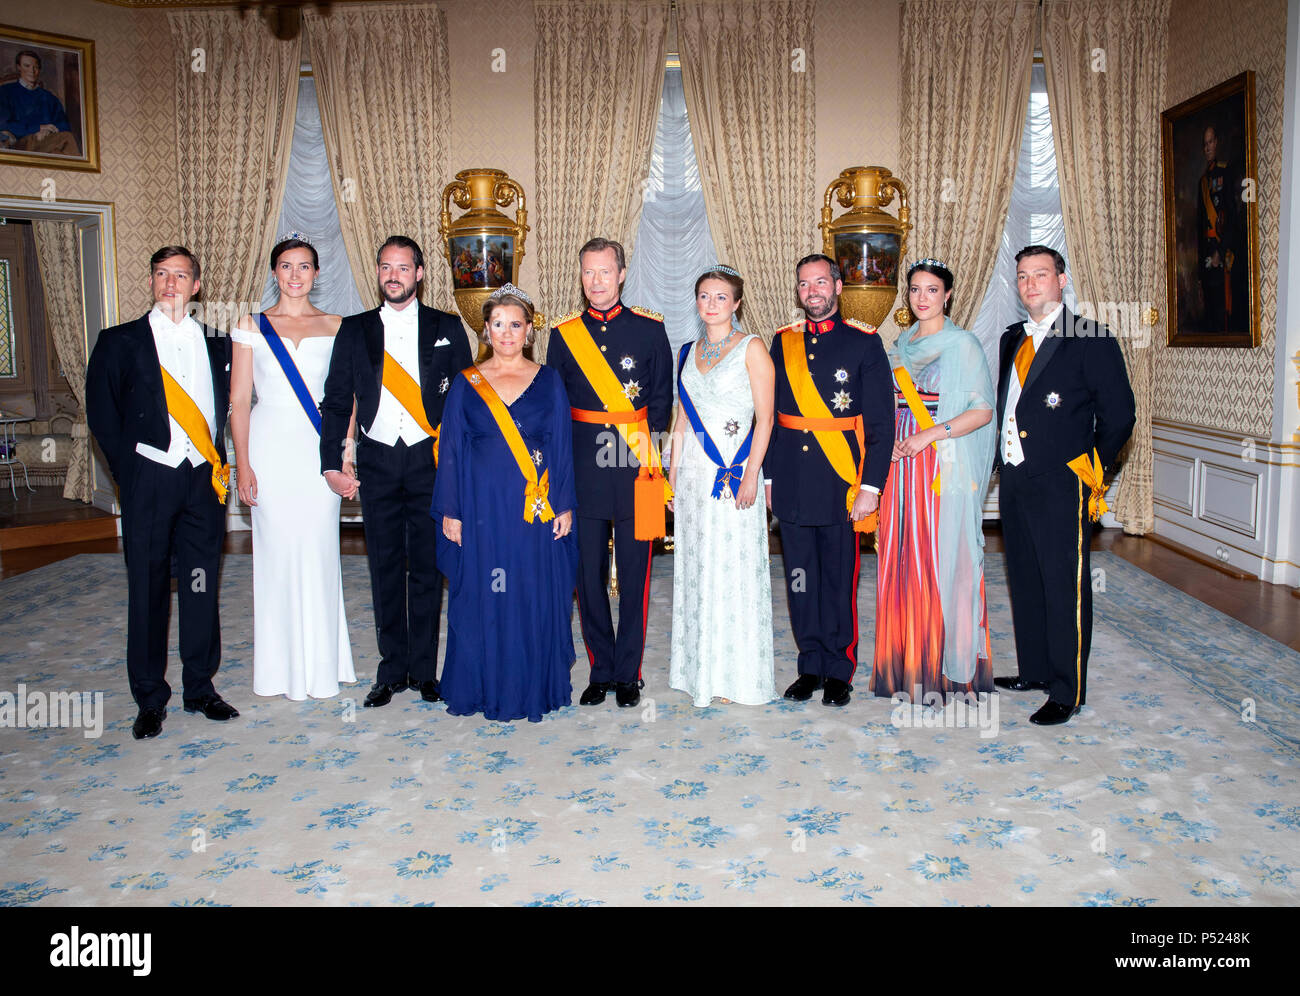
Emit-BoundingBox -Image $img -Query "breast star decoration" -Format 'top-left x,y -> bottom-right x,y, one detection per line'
623,379 -> 641,401
531,449 -> 543,466
620,355 -> 636,371
725,418 -> 740,437
834,367 -> 849,384
439,375 -> 449,394
831,390 -> 853,412
1045,391 -> 1061,409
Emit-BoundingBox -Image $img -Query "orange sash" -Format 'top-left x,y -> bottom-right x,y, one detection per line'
557,315 -> 670,540
160,368 -> 228,503
463,367 -> 554,524
779,330 -> 874,533
893,365 -> 941,494
1067,448 -> 1109,522
381,351 -> 440,463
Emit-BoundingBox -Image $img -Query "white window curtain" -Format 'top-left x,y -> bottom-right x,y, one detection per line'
623,65 -> 718,354
260,76 -> 364,318
970,62 -> 1076,370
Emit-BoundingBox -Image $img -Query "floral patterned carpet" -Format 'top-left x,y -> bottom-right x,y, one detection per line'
0,550 -> 1297,906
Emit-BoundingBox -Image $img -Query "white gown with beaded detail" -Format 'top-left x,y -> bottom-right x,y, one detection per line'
231,326 -> 355,700
669,333 -> 776,707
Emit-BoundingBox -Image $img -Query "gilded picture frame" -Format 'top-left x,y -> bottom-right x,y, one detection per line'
1161,71 -> 1259,347
0,24 -> 99,173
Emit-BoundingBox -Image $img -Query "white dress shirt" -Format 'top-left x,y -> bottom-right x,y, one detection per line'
363,301 -> 430,446
1000,303 -> 1062,467
136,306 -> 216,468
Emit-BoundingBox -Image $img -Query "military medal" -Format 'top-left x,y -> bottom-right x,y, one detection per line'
831,390 -> 852,412
439,375 -> 449,394
725,418 -> 740,437
1045,391 -> 1061,409
623,379 -> 641,401
834,368 -> 849,384
531,448 -> 543,466
620,355 -> 636,371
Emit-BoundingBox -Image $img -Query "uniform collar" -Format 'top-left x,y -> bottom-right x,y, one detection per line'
587,302 -> 623,322
805,312 -> 838,335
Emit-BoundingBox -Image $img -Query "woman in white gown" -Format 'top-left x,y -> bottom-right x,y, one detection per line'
231,237 -> 357,699
668,265 -> 776,706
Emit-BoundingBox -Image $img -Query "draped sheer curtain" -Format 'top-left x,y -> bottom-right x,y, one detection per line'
167,10 -> 300,314
1043,0 -> 1169,534
678,0 -> 815,343
533,0 -> 669,361
304,2 -> 456,316
31,220 -> 92,503
898,0 -> 1035,334
260,77 -> 364,318
969,62 -> 1078,374
623,66 -> 718,354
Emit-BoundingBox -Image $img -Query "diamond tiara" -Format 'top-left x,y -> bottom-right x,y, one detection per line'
699,263 -> 741,280
489,282 -> 532,306
276,230 -> 314,246
909,257 -> 949,272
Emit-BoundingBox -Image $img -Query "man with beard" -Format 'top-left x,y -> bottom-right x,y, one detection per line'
765,254 -> 894,707
320,236 -> 473,707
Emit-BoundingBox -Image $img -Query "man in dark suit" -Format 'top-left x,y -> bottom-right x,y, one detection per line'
765,253 -> 894,707
993,245 -> 1136,725
546,237 -> 673,708
86,245 -> 237,740
319,236 -> 472,708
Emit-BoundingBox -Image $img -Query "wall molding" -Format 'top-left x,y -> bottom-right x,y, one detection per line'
1152,418 -> 1298,585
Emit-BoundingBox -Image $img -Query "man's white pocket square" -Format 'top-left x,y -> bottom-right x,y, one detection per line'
434,337 -> 451,347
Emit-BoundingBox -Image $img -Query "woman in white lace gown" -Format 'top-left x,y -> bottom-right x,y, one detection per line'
668,266 -> 776,706
231,237 -> 357,700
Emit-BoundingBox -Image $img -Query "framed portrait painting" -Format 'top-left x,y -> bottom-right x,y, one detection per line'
0,24 -> 98,173
1161,71 -> 1259,347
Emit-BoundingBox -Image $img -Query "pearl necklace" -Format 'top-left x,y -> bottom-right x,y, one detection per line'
699,327 -> 738,364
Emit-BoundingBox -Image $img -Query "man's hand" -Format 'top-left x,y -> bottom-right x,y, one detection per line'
765,481 -> 772,511
851,488 -> 879,522
553,510 -> 573,539
324,469 -> 357,498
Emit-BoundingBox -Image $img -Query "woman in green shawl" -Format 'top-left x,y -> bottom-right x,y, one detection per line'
869,259 -> 996,701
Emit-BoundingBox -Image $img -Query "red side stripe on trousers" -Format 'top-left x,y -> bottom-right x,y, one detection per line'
846,538 -> 862,682
574,585 -> 598,675
636,543 -> 654,681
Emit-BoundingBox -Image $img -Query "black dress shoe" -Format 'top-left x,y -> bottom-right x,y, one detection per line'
1030,700 -> 1079,726
783,674 -> 823,701
993,675 -> 1049,692
182,694 -> 239,721
418,680 -> 441,703
822,678 -> 852,707
363,681 -> 407,708
132,706 -> 165,740
579,682 -> 610,706
614,682 -> 641,708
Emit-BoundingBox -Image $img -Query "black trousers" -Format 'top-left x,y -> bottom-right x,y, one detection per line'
358,437 -> 443,685
999,462 -> 1093,707
778,520 -> 861,683
575,515 -> 652,685
120,458 -> 225,710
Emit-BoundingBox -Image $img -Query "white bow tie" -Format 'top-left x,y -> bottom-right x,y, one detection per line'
1026,317 -> 1054,337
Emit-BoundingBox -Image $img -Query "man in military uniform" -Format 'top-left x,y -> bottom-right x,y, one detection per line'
546,237 -> 673,708
765,253 -> 894,707
1196,125 -> 1246,333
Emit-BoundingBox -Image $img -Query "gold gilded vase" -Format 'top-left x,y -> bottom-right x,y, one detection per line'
438,168 -> 533,335
819,166 -> 911,329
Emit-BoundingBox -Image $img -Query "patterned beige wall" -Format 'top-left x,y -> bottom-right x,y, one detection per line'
445,0 -> 538,295
815,0 -> 900,250
1155,0 -> 1286,438
0,0 -> 178,321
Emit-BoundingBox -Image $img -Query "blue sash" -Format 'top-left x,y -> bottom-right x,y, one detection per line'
258,314 -> 322,435
676,341 -> 754,500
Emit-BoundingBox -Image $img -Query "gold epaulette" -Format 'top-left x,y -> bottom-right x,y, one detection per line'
844,317 -> 878,335
629,305 -> 664,322
775,321 -> 803,336
551,308 -> 582,329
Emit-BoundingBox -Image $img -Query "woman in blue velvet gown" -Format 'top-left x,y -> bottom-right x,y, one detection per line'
431,285 -> 578,722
